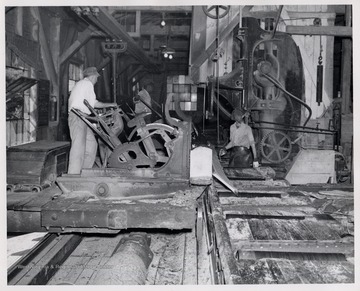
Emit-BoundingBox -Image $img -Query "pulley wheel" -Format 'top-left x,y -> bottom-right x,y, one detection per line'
260,130 -> 292,163
202,5 -> 230,19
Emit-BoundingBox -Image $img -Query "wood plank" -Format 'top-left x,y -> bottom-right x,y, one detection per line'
145,234 -> 169,285
86,256 -> 112,285
224,207 -> 309,219
265,259 -> 288,284
264,219 -> 294,240
275,260 -> 303,284
301,219 -> 341,240
259,220 -> 281,240
211,199 -> 242,284
154,233 -> 186,285
49,235 -> 123,285
182,231 -> 198,284
9,121 -> 16,146
47,255 -> 92,285
286,25 -> 352,37
289,260 -> 327,283
231,239 -> 353,255
236,259 -> 277,284
226,218 -> 254,241
287,11 -> 336,19
108,6 -> 192,12
280,220 -> 317,240
74,255 -> 105,285
73,256 -> 101,285
16,120 -> 23,145
7,121 -> 11,147
70,235 -> 124,258
309,260 -> 354,283
60,27 -> 93,64
248,219 -> 270,240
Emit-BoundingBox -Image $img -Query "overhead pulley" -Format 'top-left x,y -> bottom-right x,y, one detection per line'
202,5 -> 230,19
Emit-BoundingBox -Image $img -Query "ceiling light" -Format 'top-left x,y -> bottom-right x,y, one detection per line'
160,19 -> 166,27
168,54 -> 173,59
164,52 -> 168,58
82,7 -> 91,16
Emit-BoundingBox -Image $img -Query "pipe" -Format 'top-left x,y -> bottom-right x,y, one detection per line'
262,73 -> 312,127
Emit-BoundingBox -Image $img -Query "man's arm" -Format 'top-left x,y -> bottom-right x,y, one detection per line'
250,142 -> 257,160
224,126 -> 234,150
248,128 -> 259,167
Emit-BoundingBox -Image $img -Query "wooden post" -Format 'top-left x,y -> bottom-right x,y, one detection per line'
340,5 -> 352,115
15,7 -> 23,36
339,6 -> 353,181
31,7 -> 60,137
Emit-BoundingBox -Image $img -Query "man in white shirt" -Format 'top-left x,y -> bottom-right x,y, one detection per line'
67,67 -> 117,174
220,108 -> 259,168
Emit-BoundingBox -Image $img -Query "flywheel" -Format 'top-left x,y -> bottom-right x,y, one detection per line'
107,123 -> 177,170
260,130 -> 292,164
202,5 -> 230,19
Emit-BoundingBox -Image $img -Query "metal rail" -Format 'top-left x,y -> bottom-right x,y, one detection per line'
8,234 -> 82,285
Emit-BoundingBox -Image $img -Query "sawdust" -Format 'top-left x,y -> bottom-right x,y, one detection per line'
226,218 -> 254,241
169,187 -> 205,207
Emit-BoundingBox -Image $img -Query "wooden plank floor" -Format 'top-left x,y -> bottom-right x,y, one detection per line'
218,185 -> 354,284
47,232 -> 197,285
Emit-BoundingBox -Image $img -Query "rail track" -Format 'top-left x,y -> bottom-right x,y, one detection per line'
8,181 -> 354,285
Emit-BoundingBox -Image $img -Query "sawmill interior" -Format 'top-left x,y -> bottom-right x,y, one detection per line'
5,4 -> 356,287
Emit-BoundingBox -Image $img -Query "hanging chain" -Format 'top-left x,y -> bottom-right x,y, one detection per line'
318,35 -> 323,65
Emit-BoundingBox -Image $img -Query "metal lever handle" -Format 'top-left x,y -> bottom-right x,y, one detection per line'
83,99 -> 98,116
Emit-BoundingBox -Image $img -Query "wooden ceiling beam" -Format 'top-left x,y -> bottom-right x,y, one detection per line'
140,25 -> 190,36
286,25 -> 352,37
108,6 -> 192,13
86,7 -> 162,73
60,26 -> 95,65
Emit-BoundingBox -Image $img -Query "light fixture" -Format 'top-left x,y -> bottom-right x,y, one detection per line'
71,6 -> 82,16
90,7 -> 99,17
71,6 -> 100,17
82,7 -> 91,15
160,46 -> 175,60
160,12 -> 166,27
160,42 -> 175,60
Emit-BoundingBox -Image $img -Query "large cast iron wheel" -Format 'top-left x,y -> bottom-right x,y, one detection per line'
260,130 -> 292,164
108,123 -> 176,170
202,5 -> 230,19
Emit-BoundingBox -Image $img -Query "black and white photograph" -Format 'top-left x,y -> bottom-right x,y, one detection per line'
3,1 -> 358,289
